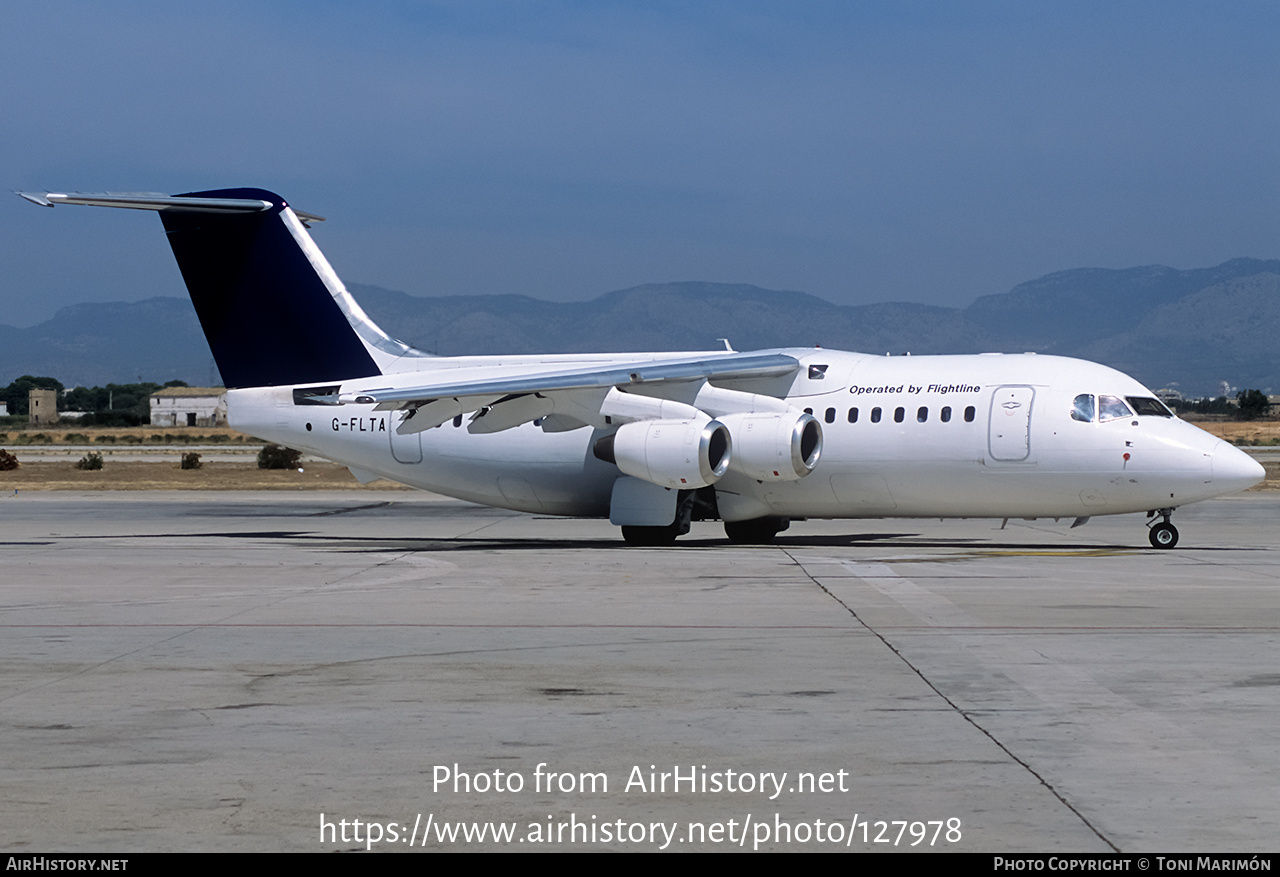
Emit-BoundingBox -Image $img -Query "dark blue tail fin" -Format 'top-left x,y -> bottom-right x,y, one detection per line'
160,188 -> 381,388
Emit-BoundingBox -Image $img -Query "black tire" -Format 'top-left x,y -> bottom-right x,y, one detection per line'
1149,521 -> 1179,549
621,523 -> 681,546
724,517 -> 785,545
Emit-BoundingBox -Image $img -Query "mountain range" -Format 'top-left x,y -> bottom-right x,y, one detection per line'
3,258 -> 1277,397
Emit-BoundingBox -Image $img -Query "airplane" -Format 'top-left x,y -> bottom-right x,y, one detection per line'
17,187 -> 1266,548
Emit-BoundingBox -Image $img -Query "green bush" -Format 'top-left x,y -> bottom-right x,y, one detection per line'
76,452 -> 104,471
0,449 -> 18,471
1236,389 -> 1269,422
63,433 -> 88,444
180,452 -> 202,470
257,444 -> 302,469
95,435 -> 117,444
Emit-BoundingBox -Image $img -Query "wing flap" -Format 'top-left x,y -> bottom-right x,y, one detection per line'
396,395 -> 502,434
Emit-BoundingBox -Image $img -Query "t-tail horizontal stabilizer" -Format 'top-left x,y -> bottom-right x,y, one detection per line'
16,188 -> 414,388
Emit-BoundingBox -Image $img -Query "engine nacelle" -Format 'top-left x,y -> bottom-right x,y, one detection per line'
718,411 -> 822,481
594,418 -> 732,489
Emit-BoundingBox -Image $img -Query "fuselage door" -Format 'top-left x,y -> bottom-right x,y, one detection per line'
988,386 -> 1035,462
390,410 -> 423,464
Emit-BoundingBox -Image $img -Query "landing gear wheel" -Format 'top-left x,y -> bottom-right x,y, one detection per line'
724,516 -> 788,545
622,523 -> 681,546
1149,521 -> 1179,549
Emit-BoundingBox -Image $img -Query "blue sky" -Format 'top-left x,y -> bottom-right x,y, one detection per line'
3,1 -> 1279,327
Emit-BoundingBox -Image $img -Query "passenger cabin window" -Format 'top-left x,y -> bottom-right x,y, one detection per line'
1098,395 -> 1133,422
1127,396 -> 1173,417
1071,394 -> 1095,423
840,402 -> 979,426
825,407 -> 836,423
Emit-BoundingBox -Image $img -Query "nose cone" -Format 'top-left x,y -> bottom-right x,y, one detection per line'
1212,441 -> 1266,492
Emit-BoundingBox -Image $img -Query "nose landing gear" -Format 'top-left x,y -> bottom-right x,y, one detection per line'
1146,508 -> 1179,549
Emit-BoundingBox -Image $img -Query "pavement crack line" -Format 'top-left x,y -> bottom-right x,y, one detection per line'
779,547 -> 1119,853
307,501 -> 393,517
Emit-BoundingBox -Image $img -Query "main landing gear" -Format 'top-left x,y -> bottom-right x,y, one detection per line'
621,521 -> 683,546
620,491 -> 790,547
723,516 -> 790,545
620,488 -> 708,546
1146,508 -> 1179,549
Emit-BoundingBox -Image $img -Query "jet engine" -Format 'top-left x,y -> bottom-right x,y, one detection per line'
594,418 -> 732,489
718,411 -> 822,481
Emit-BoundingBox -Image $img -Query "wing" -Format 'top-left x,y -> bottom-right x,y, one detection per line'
325,351 -> 802,434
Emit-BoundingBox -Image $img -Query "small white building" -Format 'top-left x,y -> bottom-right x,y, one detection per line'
149,387 -> 228,427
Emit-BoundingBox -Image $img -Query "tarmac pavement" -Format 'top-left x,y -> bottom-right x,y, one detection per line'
0,490 -> 1275,852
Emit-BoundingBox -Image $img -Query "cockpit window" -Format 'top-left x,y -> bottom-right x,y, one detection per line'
1071,394 -> 1095,423
1098,395 -> 1133,422
1126,396 -> 1173,417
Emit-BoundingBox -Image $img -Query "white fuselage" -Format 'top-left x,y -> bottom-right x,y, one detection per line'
227,349 -> 1261,522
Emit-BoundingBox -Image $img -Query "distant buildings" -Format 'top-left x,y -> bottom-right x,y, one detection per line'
149,387 -> 228,427
28,388 -> 57,425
